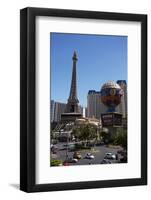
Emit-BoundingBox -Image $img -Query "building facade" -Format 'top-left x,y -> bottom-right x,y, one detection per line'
87,90 -> 107,120
54,102 -> 66,122
51,100 -> 83,123
50,100 -> 55,122
116,80 -> 127,118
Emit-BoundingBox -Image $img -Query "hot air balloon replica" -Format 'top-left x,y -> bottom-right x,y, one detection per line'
101,81 -> 123,112
100,81 -> 123,127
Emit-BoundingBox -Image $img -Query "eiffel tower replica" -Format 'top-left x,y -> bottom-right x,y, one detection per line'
61,51 -> 82,122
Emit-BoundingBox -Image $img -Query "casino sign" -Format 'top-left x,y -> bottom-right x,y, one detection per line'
101,113 -> 122,127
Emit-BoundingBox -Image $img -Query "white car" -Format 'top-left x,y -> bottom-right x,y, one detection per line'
85,153 -> 95,159
104,153 -> 116,160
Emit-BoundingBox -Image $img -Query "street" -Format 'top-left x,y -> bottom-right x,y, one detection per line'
51,142 -> 124,166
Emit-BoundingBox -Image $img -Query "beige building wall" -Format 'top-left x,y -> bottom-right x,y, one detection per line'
116,80 -> 127,118
87,90 -> 107,120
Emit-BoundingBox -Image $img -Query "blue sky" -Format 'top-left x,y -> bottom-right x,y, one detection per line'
50,33 -> 127,107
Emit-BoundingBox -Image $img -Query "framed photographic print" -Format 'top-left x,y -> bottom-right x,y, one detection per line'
20,7 -> 147,192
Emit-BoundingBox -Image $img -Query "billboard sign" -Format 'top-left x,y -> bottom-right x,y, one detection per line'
101,113 -> 122,127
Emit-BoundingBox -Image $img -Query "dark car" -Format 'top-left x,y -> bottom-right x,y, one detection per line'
120,155 -> 127,163
51,145 -> 58,154
101,159 -> 112,164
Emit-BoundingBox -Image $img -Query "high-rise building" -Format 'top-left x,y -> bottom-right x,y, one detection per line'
87,90 -> 106,120
54,102 -> 66,122
50,100 -> 55,122
116,80 -> 127,118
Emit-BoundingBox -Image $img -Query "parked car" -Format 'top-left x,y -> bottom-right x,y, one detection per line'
85,153 -> 95,159
104,153 -> 116,160
73,152 -> 82,159
101,159 -> 112,164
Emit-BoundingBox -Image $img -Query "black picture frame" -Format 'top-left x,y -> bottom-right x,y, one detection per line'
20,7 -> 147,192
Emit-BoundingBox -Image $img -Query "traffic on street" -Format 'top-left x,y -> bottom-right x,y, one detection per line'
50,142 -> 127,166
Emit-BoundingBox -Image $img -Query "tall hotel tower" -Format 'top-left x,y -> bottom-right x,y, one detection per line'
116,80 -> 127,118
87,90 -> 106,120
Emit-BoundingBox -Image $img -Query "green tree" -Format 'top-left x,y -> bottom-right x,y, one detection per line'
100,129 -> 110,143
72,123 -> 97,146
51,159 -> 62,166
113,128 -> 127,149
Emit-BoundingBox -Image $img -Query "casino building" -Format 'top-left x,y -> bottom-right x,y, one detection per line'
116,80 -> 127,118
87,90 -> 106,120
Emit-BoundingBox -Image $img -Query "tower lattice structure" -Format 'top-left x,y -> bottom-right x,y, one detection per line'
65,51 -> 80,113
